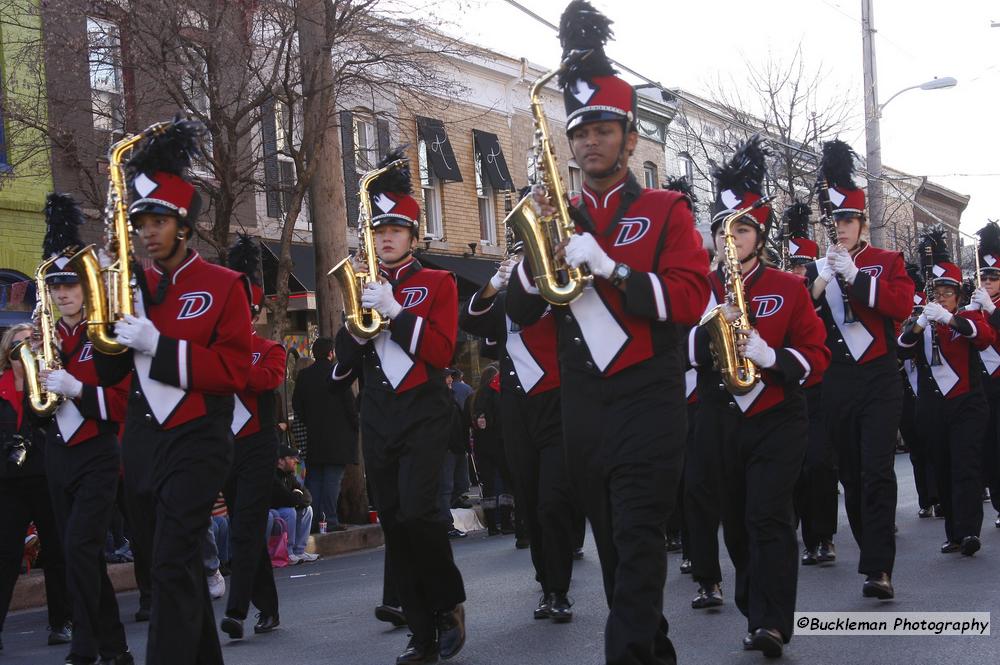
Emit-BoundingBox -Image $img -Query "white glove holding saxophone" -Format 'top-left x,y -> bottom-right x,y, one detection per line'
564,233 -> 615,279
361,280 -> 403,319
490,258 -> 517,290
923,301 -> 953,325
740,329 -> 777,369
971,287 -> 996,314
114,315 -> 160,356
826,245 -> 859,284
43,369 -> 83,399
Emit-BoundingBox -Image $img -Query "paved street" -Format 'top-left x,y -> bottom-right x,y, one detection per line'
4,455 -> 999,665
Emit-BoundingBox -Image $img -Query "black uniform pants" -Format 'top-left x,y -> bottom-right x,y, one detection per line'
0,475 -> 69,634
822,358 -> 900,576
982,380 -> 1000,515
794,385 -> 839,550
714,399 -> 807,642
561,364 -> 683,665
502,388 -> 575,595
686,400 -> 724,586
223,429 -> 279,620
666,403 -> 696,560
476,444 -> 512,502
902,381 -> 937,510
917,391 -> 987,542
46,433 -> 128,660
362,389 -> 466,645
122,414 -> 233,665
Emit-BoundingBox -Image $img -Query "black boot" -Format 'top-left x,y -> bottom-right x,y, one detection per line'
396,636 -> 439,664
499,504 -> 516,535
482,502 -> 499,536
862,572 -> 894,599
548,593 -> 573,623
436,604 -> 466,660
533,594 -> 551,620
691,583 -> 723,609
817,540 -> 836,563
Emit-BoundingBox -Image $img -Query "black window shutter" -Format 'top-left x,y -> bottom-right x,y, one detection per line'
261,98 -> 281,218
376,118 -> 390,158
340,110 -> 360,227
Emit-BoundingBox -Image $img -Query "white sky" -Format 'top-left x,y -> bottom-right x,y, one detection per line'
444,0 -> 999,236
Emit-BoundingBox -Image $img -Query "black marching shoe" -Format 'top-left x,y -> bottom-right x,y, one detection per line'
100,652 -> 135,665
691,583 -> 723,609
48,622 -> 73,646
801,548 -> 818,566
862,572 -> 894,599
960,535 -> 981,556
679,559 -> 692,575
220,616 -> 244,639
995,514 -> 1000,528
932,504 -> 944,518
572,547 -> 584,560
548,593 -> 573,623
396,636 -> 439,665
746,628 -> 783,658
665,535 -> 682,552
253,613 -> 280,634
436,604 -> 465,660
817,540 -> 836,564
917,507 -> 933,518
940,540 -> 961,554
64,654 -> 99,665
376,604 -> 408,628
533,594 -> 551,620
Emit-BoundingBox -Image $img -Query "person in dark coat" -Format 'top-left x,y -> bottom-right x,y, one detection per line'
292,337 -> 359,532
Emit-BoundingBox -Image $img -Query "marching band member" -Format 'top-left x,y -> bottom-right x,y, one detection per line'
219,235 -> 286,640
459,242 -> 576,624
38,194 -> 133,665
898,228 -> 994,555
507,3 -> 710,662
689,138 -> 830,657
783,203 -> 837,566
805,140 -> 914,600
970,221 -> 1000,528
94,118 -> 252,665
331,148 -> 466,665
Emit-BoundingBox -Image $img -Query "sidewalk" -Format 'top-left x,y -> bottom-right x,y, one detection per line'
11,524 -> 385,612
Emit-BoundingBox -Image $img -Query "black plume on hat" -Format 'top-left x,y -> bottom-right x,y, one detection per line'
784,202 -> 811,238
820,139 -> 858,190
227,233 -> 261,286
126,115 -> 206,183
918,224 -> 950,267
712,134 -> 770,198
663,175 -> 697,203
557,0 -> 616,88
368,146 -> 413,198
976,220 -> 1000,258
905,262 -> 925,293
42,193 -> 85,259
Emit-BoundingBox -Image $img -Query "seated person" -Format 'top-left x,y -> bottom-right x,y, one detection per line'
270,445 -> 317,564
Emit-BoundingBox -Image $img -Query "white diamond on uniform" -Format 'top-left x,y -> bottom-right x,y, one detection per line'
721,189 -> 741,210
374,193 -> 395,214
986,255 -> 997,266
828,188 -> 846,206
134,173 -> 157,197
789,240 -> 800,254
932,265 -> 946,277
572,79 -> 596,105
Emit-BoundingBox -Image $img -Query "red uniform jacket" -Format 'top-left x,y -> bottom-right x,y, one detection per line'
898,308 -> 995,399
232,331 -> 286,438
507,172 -> 709,378
95,251 -> 252,430
333,258 -> 457,394
690,263 -> 830,417
977,294 -> 1000,380
459,289 -> 560,396
806,243 -> 914,365
52,319 -> 128,446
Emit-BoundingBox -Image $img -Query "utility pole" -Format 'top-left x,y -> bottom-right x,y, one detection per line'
861,0 -> 886,247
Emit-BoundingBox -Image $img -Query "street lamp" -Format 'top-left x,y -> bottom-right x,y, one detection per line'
878,77 -> 958,117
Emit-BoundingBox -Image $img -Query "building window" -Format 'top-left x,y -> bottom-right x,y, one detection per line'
637,117 -> 665,143
526,149 -> 538,186
568,163 -> 582,195
87,17 -> 125,134
474,153 -> 497,245
679,152 -> 694,183
353,115 -> 377,173
643,162 -> 658,189
418,139 -> 443,238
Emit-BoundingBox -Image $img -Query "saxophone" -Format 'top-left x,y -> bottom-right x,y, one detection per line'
698,196 -> 773,396
329,158 -> 408,339
67,122 -> 170,355
504,54 -> 591,305
13,254 -> 66,416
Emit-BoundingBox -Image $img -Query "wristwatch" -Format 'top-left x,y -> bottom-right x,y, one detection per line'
610,262 -> 631,286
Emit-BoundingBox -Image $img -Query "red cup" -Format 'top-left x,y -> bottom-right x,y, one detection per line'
369,510 -> 379,524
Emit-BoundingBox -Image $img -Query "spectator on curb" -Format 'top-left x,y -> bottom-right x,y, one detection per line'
271,445 -> 317,564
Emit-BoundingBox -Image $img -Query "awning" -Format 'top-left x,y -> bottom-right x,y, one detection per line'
417,252 -> 498,299
472,130 -> 513,190
416,117 -> 463,182
262,241 -> 314,294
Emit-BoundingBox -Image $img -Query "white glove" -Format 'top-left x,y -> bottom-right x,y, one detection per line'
972,287 -> 996,314
361,281 -> 403,319
741,329 -> 776,369
489,258 -> 516,290
114,315 -> 160,356
923,301 -> 953,325
916,313 -> 929,329
827,245 -> 859,284
818,261 -> 835,284
44,369 -> 82,399
564,233 -> 615,279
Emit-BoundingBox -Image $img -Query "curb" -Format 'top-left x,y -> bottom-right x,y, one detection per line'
11,524 -> 385,612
